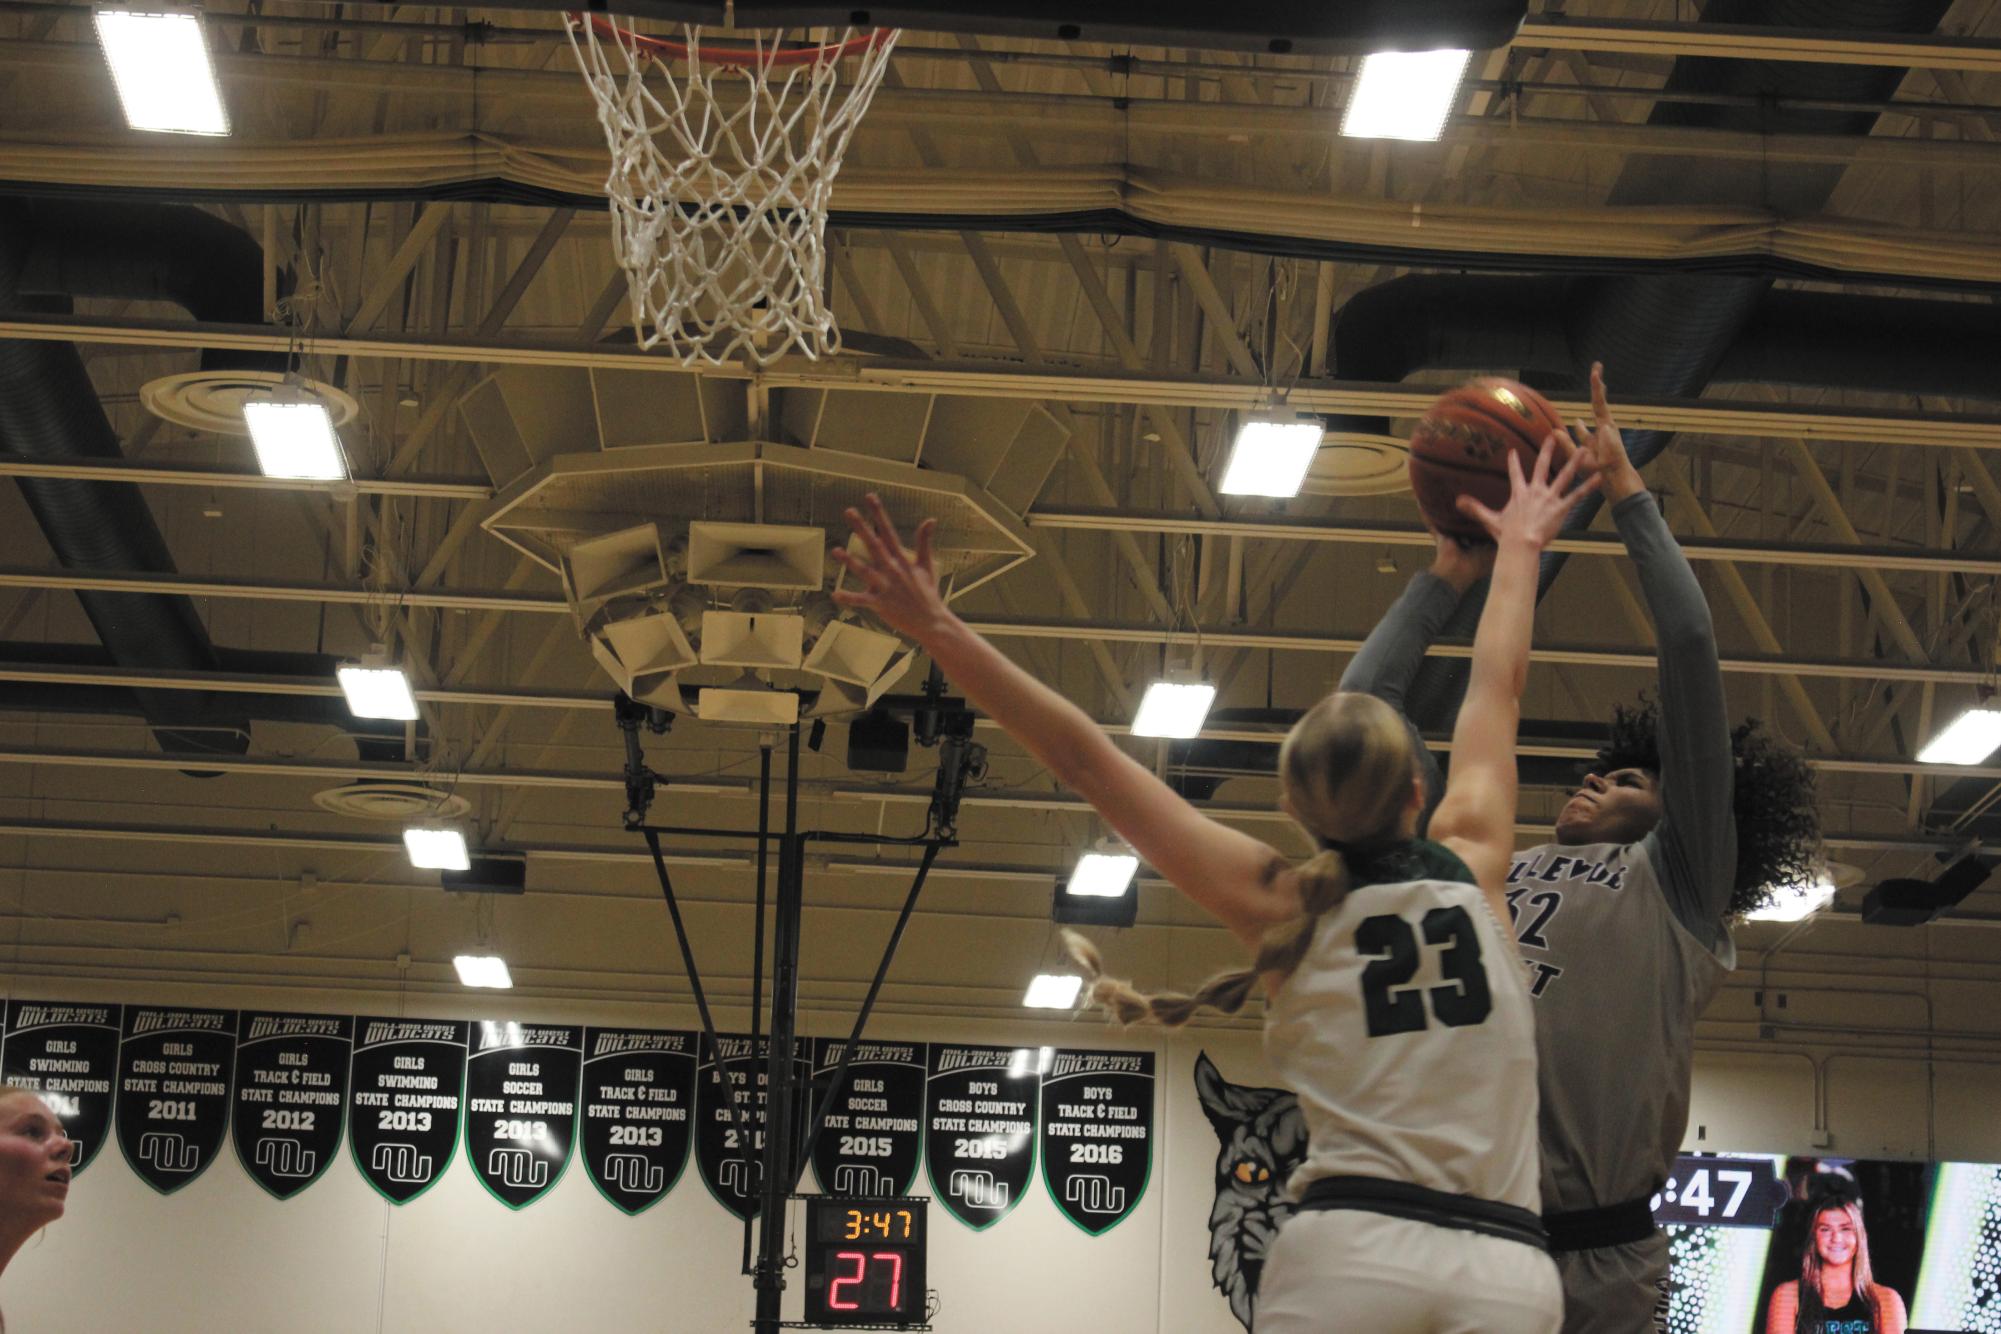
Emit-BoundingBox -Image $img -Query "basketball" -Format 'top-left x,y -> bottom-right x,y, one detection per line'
1408,377 -> 1570,541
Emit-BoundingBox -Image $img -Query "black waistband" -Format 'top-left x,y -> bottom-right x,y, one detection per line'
1540,1195 -> 1659,1254
1296,1176 -> 1549,1251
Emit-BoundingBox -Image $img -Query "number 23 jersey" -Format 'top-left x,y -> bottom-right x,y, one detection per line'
1263,850 -> 1541,1215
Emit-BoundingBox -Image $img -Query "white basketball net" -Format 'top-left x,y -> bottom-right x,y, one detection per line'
565,16 -> 897,366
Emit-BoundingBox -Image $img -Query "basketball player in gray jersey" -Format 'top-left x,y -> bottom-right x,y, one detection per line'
1342,364 -> 1820,1331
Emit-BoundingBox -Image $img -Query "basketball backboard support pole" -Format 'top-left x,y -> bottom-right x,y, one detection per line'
626,695 -> 980,1332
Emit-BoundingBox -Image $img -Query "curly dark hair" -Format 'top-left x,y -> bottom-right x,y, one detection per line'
1594,696 -> 1822,918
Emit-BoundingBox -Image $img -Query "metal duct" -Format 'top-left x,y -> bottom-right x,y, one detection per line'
0,198 -> 353,762
1710,291 -> 2001,400
1330,0 -> 1954,728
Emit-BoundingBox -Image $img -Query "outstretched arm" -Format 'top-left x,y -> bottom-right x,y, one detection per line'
831,497 -> 1301,950
1340,539 -> 1492,819
1430,443 -> 1600,923
1575,365 -> 1737,939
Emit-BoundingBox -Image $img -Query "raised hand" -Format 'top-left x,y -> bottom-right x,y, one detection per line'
829,493 -> 948,641
1569,361 -> 1644,502
1455,437 -> 1600,551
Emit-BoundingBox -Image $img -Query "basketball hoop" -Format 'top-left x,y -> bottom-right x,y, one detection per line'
564,13 -> 898,367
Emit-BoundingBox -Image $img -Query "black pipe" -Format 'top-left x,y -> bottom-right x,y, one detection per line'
1712,290 -> 2001,400
746,742 -> 771,1279
0,196 -> 290,761
10,198 -> 283,374
754,725 -> 805,1334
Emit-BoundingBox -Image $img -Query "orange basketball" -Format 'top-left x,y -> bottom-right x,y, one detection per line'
1408,377 -> 1569,542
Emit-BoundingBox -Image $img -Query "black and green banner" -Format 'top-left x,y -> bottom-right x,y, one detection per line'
580,1027 -> 696,1215
1,999 -> 121,1176
348,1017 -> 469,1205
695,1033 -> 810,1222
1040,1049 -> 1154,1235
114,1006 -> 236,1195
924,1045 -> 1040,1231
231,1011 -> 352,1200
463,1022 -> 581,1210
809,1038 -> 927,1199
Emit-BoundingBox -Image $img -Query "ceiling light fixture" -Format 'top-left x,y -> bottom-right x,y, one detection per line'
336,658 -> 418,722
403,826 -> 470,872
1067,851 -> 1139,899
1745,877 -> 1836,924
1219,412 -> 1325,498
1132,680 -> 1217,740
243,392 -> 348,481
93,8 -> 230,136
1916,707 -> 2001,766
1022,974 -> 1083,1009
455,956 -> 514,989
1341,49 -> 1472,142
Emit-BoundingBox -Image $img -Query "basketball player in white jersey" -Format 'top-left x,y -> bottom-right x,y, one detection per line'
1340,366 -> 1820,1331
832,442 -> 1596,1332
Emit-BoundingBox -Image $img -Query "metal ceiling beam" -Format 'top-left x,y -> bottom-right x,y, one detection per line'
0,596 -> 1979,684
1515,17 -> 2001,74
9,402 -> 1973,577
9,667 -> 2000,779
1027,508 -> 2001,576
0,812 -> 1954,861
0,454 -> 490,500
13,40 -> 2001,170
0,565 -> 564,614
4,311 -> 1994,450
8,14 -> 1999,78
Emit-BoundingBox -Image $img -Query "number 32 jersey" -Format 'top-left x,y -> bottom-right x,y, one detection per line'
1264,850 -> 1541,1215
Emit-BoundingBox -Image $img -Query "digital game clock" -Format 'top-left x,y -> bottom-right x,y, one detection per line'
802,1196 -> 929,1328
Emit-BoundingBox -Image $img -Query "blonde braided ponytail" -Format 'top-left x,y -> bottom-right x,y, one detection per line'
1060,691 -> 1417,1027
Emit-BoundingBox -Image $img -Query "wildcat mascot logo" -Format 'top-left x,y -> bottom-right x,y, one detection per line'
1195,1053 -> 1307,1331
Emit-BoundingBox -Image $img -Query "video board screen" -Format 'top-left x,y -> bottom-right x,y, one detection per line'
1662,1154 -> 2001,1333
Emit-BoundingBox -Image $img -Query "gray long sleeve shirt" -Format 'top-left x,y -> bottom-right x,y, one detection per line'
1340,492 -> 1737,1213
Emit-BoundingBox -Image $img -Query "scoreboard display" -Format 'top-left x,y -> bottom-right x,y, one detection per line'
803,1196 -> 928,1327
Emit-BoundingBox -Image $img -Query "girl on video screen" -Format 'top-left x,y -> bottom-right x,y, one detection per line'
1764,1189 -> 1907,1334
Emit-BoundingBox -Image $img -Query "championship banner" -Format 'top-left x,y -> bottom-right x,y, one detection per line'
809,1038 -> 926,1199
231,1012 -> 352,1200
463,1021 -> 582,1209
924,1044 -> 1041,1231
348,1017 -> 469,1205
1039,1049 -> 1154,1236
114,1006 -> 235,1195
580,1027 -> 696,1216
1,1000 -> 121,1176
695,1033 -> 810,1222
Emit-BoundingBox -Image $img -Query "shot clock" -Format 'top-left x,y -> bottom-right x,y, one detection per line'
803,1196 -> 928,1327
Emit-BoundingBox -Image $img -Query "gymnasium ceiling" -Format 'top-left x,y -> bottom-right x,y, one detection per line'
0,0 -> 1999,1050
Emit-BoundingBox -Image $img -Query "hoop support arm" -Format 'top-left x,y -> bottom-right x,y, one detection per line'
789,836 -> 943,1193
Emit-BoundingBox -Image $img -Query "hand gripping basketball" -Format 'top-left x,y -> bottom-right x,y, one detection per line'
1407,376 -> 1573,543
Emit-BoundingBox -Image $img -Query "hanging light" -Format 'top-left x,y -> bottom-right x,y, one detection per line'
1022,974 -> 1083,1009
453,954 -> 514,989
1219,411 -> 1324,498
1341,49 -> 1472,142
93,8 -> 230,136
403,826 -> 470,872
